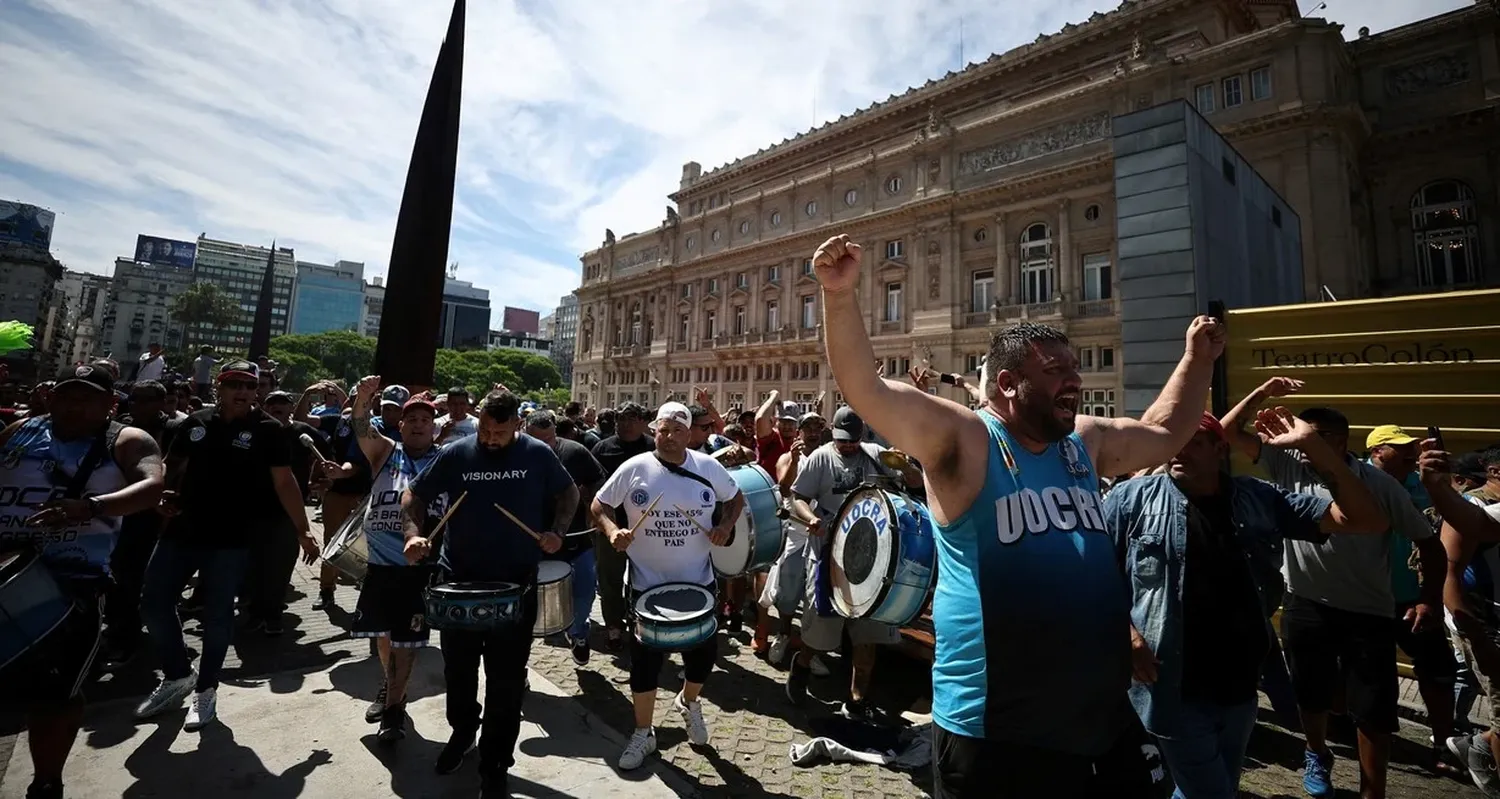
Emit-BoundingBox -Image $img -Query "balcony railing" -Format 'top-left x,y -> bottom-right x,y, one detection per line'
878,320 -> 903,335
797,326 -> 821,341
1073,298 -> 1116,318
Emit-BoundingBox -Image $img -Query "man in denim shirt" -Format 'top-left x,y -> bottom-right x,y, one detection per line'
1106,410 -> 1386,799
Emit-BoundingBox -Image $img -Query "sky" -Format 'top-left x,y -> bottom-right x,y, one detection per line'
0,0 -> 1468,326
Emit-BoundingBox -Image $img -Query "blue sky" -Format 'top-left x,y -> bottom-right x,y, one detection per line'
0,0 -> 1465,325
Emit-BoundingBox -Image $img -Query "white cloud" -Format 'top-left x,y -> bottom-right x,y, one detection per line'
0,0 -> 1465,325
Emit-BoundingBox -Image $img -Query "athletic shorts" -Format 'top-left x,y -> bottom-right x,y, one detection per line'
352,564 -> 433,647
799,556 -> 900,652
1279,593 -> 1399,733
0,582 -> 105,707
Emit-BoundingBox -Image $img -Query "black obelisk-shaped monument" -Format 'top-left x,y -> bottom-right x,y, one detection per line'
374,0 -> 465,389
247,241 -> 278,362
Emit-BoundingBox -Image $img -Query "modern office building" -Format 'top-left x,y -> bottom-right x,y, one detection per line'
98,257 -> 194,365
488,331 -> 553,356
0,243 -> 63,379
190,237 -> 296,352
439,278 -> 491,350
572,0 -> 1499,411
362,277 -> 385,338
550,293 -> 578,386
40,270 -> 111,371
291,259 -> 365,334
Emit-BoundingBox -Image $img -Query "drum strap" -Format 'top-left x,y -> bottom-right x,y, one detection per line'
52,422 -> 124,500
654,457 -> 725,528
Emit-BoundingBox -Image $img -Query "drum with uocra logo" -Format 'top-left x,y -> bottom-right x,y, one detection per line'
424,581 -> 526,632
710,463 -> 785,578
828,486 -> 936,627
634,583 -> 717,651
322,493 -> 372,584
0,549 -> 74,670
532,560 -> 574,638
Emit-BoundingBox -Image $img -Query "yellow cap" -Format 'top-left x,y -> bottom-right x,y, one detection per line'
1366,424 -> 1418,450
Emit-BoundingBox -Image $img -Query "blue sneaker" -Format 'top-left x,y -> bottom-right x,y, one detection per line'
1302,748 -> 1333,797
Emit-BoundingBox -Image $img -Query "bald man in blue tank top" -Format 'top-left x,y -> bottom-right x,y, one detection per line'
813,234 -> 1225,798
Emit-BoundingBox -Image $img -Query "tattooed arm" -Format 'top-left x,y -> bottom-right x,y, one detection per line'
350,375 -> 395,474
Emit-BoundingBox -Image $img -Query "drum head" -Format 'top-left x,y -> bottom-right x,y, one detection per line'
432,581 -> 521,596
537,561 -> 572,584
831,488 -> 896,617
710,510 -> 753,574
637,584 -> 714,622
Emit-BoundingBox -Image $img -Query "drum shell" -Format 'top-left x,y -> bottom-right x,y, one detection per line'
424,581 -> 526,632
711,464 -> 786,578
0,551 -> 74,671
633,583 -> 718,651
829,488 -> 936,627
324,493 -> 372,584
533,562 -> 574,638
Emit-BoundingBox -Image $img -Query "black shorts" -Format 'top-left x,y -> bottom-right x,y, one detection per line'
1279,593 -> 1399,732
933,718 -> 1169,799
353,564 -> 433,647
1394,600 -> 1458,687
0,583 -> 105,708
627,582 -> 718,694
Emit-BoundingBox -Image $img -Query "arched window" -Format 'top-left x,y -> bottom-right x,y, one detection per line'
1412,180 -> 1480,287
1019,223 -> 1054,304
629,301 -> 642,345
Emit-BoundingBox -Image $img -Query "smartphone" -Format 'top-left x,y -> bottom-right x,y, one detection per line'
1426,425 -> 1444,450
939,373 -> 959,385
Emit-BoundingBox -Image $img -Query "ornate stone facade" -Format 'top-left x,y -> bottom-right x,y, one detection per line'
570,0 -> 1499,413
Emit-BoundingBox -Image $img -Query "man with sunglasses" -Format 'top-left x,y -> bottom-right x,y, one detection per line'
134,360 -> 319,733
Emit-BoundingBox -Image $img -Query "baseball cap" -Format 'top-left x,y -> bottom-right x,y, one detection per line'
1198,412 -> 1225,441
402,395 -> 437,416
798,412 -> 825,429
831,407 -> 866,442
777,402 -> 801,422
218,360 -> 259,382
263,390 -> 296,406
1453,452 -> 1487,484
652,401 -> 692,431
1366,424 -> 1418,450
54,364 -> 115,394
617,401 -> 649,421
381,385 -> 411,407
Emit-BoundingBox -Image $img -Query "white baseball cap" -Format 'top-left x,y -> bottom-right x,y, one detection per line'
652,401 -> 692,431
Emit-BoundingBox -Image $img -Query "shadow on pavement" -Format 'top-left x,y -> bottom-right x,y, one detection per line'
321,647 -> 446,710
516,688 -> 659,784
99,715 -> 332,797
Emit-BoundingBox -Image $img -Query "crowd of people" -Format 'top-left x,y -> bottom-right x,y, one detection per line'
2,233 -> 1498,799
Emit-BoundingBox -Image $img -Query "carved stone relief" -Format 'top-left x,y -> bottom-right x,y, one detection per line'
616,246 -> 661,271
928,265 -> 942,300
958,111 -> 1113,177
1384,52 -> 1470,97
927,159 -> 941,184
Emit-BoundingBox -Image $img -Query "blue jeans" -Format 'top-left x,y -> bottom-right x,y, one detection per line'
141,539 -> 248,691
568,548 -> 596,640
1157,700 -> 1259,799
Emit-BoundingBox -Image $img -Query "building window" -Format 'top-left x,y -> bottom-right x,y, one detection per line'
707,277 -> 719,294
802,258 -> 815,276
965,354 -> 984,374
1100,347 -> 1115,369
681,284 -> 692,299
971,270 -> 994,314
767,264 -> 779,283
885,175 -> 902,195
1084,204 -> 1101,222
884,283 -> 902,322
685,235 -> 696,251
1082,253 -> 1112,301
733,304 -> 746,335
766,300 -> 779,329
1250,66 -> 1272,101
800,295 -> 816,328
1079,347 -> 1094,371
705,309 -> 717,338
711,228 -> 722,243
844,188 -> 859,207
1019,223 -> 1055,304
1082,388 -> 1116,417
769,210 -> 782,227
1194,83 -> 1215,113
886,239 -> 904,259
1412,180 -> 1481,287
973,227 -> 987,243
805,200 -> 818,217
1222,75 -> 1243,108
739,220 -> 750,235
736,272 -> 748,289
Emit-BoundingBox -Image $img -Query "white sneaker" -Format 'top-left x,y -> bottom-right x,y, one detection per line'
135,673 -> 195,719
618,727 -> 657,770
184,688 -> 217,732
768,635 -> 790,665
809,655 -> 832,678
674,692 -> 709,746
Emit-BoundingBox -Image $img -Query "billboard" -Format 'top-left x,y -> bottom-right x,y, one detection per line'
0,201 -> 56,250
502,306 -> 540,335
134,235 -> 197,269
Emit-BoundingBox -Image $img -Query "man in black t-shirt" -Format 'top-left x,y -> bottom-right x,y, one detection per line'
527,411 -> 605,665
589,402 -> 655,651
102,380 -> 173,668
134,360 -> 319,733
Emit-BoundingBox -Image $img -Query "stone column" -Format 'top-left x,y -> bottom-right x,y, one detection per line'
1057,199 -> 1074,304
995,213 -> 1011,306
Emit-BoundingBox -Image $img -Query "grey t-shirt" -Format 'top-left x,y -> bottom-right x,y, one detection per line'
192,355 -> 216,383
791,442 -> 896,562
1259,444 -> 1433,618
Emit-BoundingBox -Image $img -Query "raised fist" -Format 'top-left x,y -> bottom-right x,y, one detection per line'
812,234 -> 862,294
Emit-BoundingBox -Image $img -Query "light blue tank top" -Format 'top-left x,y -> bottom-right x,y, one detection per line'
931,410 -> 1131,756
363,444 -> 442,567
0,417 -> 125,579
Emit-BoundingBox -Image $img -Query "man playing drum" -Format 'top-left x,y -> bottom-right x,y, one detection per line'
591,401 -> 745,771
400,390 -> 577,796
0,365 -> 165,799
813,233 -> 1224,798
344,375 -> 443,741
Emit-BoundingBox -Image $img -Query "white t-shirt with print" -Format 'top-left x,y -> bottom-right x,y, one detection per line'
597,449 -> 741,591
437,414 -> 478,440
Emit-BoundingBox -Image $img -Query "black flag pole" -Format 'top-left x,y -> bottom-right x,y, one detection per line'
247,240 -> 278,362
374,0 -> 465,390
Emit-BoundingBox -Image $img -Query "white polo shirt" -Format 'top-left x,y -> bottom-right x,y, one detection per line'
597,449 -> 741,591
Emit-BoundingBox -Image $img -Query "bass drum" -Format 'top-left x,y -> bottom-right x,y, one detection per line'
710,464 -> 785,577
828,486 -> 936,627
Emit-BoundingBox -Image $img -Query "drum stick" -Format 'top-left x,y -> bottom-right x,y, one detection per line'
672,504 -> 713,534
630,494 -> 663,536
428,491 -> 467,549
494,503 -> 544,542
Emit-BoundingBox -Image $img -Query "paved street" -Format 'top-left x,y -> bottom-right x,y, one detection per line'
0,517 -> 1485,797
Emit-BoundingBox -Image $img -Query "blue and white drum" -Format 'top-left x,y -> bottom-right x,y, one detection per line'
829,487 -> 936,627
634,583 -> 717,651
0,550 -> 74,670
710,463 -> 785,577
424,581 -> 526,632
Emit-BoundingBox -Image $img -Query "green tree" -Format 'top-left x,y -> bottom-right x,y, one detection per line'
267,347 -> 332,392
169,283 -> 243,346
269,330 -> 376,386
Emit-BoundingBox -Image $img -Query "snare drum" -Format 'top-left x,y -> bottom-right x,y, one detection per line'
322,494 -> 372,584
710,464 -> 786,578
533,561 -> 574,638
424,581 -> 526,632
634,583 -> 717,651
828,487 -> 936,627
0,550 -> 75,671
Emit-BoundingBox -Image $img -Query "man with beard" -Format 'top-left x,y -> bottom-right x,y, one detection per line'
1105,412 -> 1384,799
343,376 -> 443,741
400,390 -> 577,795
134,361 -> 318,732
591,402 -> 655,652
813,233 -> 1223,798
0,365 -> 165,799
526,410 -> 605,665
